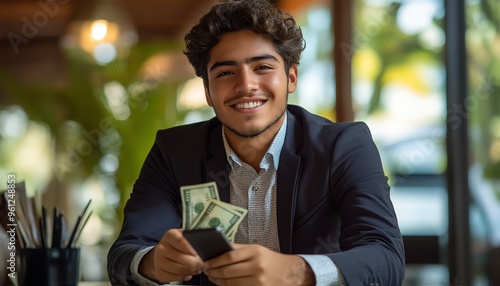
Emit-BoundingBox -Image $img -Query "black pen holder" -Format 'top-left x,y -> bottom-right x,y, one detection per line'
18,248 -> 80,286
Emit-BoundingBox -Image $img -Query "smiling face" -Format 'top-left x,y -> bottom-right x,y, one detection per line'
204,30 -> 297,139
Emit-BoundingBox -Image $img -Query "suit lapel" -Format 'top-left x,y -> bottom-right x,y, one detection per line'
206,124 -> 231,203
277,111 -> 302,254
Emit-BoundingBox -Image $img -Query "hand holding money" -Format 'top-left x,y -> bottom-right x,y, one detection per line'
181,182 -> 247,242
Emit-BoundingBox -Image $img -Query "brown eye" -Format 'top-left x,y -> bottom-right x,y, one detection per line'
216,71 -> 232,78
257,65 -> 272,70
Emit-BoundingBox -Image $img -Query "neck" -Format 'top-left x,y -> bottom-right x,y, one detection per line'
225,116 -> 285,171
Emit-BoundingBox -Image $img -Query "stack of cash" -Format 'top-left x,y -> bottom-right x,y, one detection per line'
181,182 -> 247,242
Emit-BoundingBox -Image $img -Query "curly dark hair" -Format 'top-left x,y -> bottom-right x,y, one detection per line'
184,0 -> 305,85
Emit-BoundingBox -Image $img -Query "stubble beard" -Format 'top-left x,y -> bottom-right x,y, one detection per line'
208,82 -> 290,138
221,90 -> 288,139
225,107 -> 287,138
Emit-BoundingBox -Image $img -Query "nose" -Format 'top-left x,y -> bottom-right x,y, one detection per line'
234,66 -> 258,94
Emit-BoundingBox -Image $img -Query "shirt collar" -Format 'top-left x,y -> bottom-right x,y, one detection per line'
222,113 -> 287,171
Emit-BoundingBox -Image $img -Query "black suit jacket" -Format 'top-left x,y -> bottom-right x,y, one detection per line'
108,105 -> 405,285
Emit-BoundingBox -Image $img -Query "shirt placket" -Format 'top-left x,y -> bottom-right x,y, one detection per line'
248,171 -> 266,245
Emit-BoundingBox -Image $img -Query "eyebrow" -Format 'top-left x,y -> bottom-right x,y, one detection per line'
209,54 -> 279,72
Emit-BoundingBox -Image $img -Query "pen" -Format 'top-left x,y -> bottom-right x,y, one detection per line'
52,208 -> 61,248
67,199 -> 92,248
60,213 -> 66,248
72,210 -> 93,248
41,206 -> 48,248
66,215 -> 82,248
39,217 -> 46,248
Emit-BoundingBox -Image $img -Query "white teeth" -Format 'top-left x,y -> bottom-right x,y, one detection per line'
235,101 -> 263,109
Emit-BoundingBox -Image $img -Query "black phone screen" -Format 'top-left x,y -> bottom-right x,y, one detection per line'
183,227 -> 233,261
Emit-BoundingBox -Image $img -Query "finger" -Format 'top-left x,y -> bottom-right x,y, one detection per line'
204,258 -> 252,279
205,244 -> 255,269
156,270 -> 194,284
153,248 -> 202,284
156,240 -> 204,270
208,275 -> 254,286
156,254 -> 203,276
232,243 -> 245,249
156,270 -> 195,283
164,229 -> 199,256
155,260 -> 200,283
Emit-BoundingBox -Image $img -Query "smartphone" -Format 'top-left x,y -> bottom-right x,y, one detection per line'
183,227 -> 233,261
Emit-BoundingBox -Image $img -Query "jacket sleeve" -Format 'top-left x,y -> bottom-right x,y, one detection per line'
328,122 -> 405,285
107,130 -> 184,285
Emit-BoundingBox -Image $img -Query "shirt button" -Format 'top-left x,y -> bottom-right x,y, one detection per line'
252,186 -> 259,193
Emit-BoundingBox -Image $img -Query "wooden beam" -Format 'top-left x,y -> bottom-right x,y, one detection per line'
332,0 -> 354,122
0,37 -> 68,99
0,1 -> 75,39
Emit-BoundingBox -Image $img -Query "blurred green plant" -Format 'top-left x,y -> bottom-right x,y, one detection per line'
467,0 -> 500,184
352,2 -> 444,115
0,41 -> 191,223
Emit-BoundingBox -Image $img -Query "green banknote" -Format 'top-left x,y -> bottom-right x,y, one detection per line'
190,199 -> 248,239
181,182 -> 220,230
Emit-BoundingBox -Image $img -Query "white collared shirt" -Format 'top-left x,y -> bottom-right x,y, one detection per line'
222,114 -> 287,252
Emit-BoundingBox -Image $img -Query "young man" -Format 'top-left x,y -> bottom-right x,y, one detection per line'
107,0 -> 405,285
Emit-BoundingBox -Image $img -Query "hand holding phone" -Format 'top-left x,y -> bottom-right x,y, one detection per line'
183,227 -> 233,261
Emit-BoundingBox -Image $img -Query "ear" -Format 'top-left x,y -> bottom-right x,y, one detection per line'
287,65 -> 298,93
204,84 -> 213,107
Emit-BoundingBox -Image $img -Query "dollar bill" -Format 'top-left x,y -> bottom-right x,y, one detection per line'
181,182 -> 220,230
190,199 -> 248,239
225,206 -> 245,242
